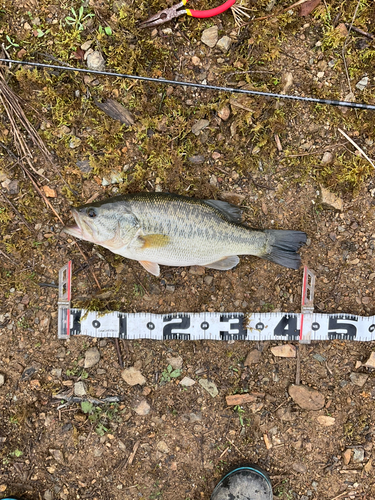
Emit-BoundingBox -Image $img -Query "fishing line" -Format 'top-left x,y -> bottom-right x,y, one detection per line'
1,58 -> 375,111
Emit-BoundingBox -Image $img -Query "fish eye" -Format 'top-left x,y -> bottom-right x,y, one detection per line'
87,208 -> 97,218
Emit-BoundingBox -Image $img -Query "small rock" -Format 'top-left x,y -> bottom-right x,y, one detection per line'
84,347 -> 100,368
188,155 -> 205,164
157,440 -> 170,453
69,136 -> 81,149
0,373 -> 5,386
57,347 -> 66,359
192,119 -> 210,135
216,35 -> 231,53
270,344 -> 296,358
192,56 -> 200,65
74,381 -> 87,397
363,352 -> 375,368
320,186 -> 343,211
189,266 -> 205,275
349,372 -> 368,387
7,180 -> 19,195
121,366 -> 146,386
51,368 -> 62,378
335,23 -> 348,37
167,356 -> 183,370
220,192 -> 245,205
343,448 -> 352,465
218,105 -> 230,121
165,285 -> 175,292
244,349 -> 261,365
204,276 -> 213,285
201,26 -> 218,48
352,448 -> 364,463
49,449 -> 64,464
87,51 -> 105,71
281,72 -> 293,94
356,76 -> 369,91
81,40 -> 93,51
316,415 -> 335,427
76,160 -> 92,174
275,406 -> 295,421
321,152 -> 333,165
292,463 -> 307,473
288,384 -> 325,410
210,174 -> 218,187
41,185 -> 57,198
134,399 -> 150,415
180,376 -> 195,387
199,378 -> 218,398
44,490 -> 53,500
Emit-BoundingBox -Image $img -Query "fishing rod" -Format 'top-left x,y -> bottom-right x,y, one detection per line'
1,58 -> 375,111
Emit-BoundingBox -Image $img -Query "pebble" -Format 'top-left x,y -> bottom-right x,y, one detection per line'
74,381 -> 87,397
7,180 -> 19,195
189,266 -> 205,275
81,40 -> 93,51
216,35 -> 231,53
199,378 -> 218,398
76,160 -> 92,174
363,352 -> 375,368
218,105 -> 230,121
84,347 -> 100,369
180,376 -> 195,387
188,155 -> 205,164
44,490 -> 53,500
270,344 -> 296,358
0,373 -> 5,386
343,448 -> 352,465
69,137 -> 81,149
121,366 -> 146,386
320,186 -> 343,211
244,349 -> 261,365
349,372 -> 368,387
356,76 -> 369,91
57,347 -> 66,359
167,356 -> 183,370
192,56 -> 200,65
191,119 -> 210,135
288,384 -> 325,410
204,276 -> 213,285
166,285 -> 175,292
321,152 -> 333,165
86,51 -> 105,71
134,399 -> 150,415
352,448 -> 364,463
157,440 -> 170,453
316,415 -> 335,426
201,26 -> 218,48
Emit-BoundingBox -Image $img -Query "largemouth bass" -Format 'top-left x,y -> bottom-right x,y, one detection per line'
64,192 -> 307,276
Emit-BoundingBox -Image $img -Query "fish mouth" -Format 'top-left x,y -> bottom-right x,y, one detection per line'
63,209 -> 83,238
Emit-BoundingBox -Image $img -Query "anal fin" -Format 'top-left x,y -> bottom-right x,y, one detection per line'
139,261 -> 160,276
205,255 -> 240,271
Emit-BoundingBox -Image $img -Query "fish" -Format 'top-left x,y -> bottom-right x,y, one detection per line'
63,192 -> 307,277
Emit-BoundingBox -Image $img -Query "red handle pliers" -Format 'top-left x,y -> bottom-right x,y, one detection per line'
139,0 -> 237,28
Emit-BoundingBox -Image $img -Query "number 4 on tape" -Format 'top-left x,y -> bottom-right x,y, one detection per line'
57,262 -> 375,342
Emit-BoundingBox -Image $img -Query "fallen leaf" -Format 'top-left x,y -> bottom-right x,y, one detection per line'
300,0 -> 321,16
95,99 -> 135,126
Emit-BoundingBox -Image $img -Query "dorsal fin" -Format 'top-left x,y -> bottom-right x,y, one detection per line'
204,200 -> 242,223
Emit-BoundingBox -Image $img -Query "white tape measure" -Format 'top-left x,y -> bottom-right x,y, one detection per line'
58,262 -> 375,343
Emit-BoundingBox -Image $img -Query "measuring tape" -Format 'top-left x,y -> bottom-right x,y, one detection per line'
58,262 -> 375,343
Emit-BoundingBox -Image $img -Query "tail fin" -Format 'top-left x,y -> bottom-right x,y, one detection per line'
262,230 -> 307,270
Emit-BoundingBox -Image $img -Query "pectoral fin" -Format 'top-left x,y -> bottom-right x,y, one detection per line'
140,234 -> 170,249
139,260 -> 160,276
205,256 -> 240,271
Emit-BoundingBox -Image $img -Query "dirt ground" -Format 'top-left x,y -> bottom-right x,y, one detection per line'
0,0 -> 375,498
